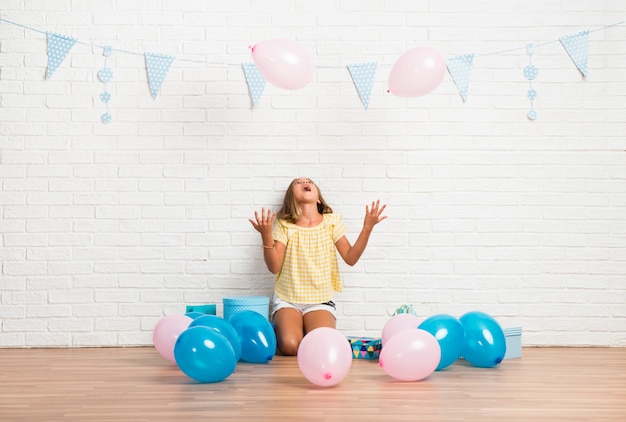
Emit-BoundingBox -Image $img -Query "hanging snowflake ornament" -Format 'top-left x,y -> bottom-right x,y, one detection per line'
524,43 -> 538,120
98,46 -> 113,124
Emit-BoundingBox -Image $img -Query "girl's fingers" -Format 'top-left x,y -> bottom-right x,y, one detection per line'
254,208 -> 275,224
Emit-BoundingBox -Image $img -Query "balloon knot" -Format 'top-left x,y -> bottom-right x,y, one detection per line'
324,373 -> 332,380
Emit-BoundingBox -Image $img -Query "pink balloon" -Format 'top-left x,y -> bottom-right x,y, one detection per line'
388,46 -> 446,97
297,327 -> 353,387
378,328 -> 441,381
251,39 -> 315,90
152,314 -> 193,363
381,313 -> 422,346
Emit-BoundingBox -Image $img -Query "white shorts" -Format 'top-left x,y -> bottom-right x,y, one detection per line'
272,295 -> 337,319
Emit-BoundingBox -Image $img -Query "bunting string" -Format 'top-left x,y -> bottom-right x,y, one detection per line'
0,16 -> 623,120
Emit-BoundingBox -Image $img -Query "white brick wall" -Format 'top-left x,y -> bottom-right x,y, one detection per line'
1,0 -> 625,347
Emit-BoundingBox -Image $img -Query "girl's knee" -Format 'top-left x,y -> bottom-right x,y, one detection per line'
277,334 -> 302,356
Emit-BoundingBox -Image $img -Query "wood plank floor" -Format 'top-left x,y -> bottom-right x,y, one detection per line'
1,347 -> 625,421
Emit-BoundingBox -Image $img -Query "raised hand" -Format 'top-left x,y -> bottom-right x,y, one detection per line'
363,200 -> 387,231
249,207 -> 276,237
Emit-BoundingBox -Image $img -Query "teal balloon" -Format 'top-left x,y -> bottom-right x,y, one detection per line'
189,315 -> 242,361
459,311 -> 506,368
419,314 -> 465,370
174,326 -> 237,383
228,310 -> 276,363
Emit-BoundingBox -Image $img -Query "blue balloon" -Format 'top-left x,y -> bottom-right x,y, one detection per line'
228,310 -> 276,363
174,326 -> 237,383
184,311 -> 206,320
189,315 -> 242,361
459,311 -> 506,368
419,314 -> 465,370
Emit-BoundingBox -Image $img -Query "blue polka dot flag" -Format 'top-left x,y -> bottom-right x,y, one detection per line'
144,52 -> 175,99
242,62 -> 266,108
559,30 -> 589,78
347,62 -> 377,110
445,54 -> 474,103
46,32 -> 77,80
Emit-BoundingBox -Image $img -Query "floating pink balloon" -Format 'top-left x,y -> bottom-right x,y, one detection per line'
251,39 -> 315,90
152,314 -> 193,363
388,46 -> 446,97
297,327 -> 352,387
378,328 -> 441,381
381,313 -> 422,346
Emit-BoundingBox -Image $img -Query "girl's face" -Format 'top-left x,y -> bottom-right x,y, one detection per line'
292,178 -> 319,203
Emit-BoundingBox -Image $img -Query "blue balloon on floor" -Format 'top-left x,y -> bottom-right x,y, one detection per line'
419,314 -> 465,370
189,315 -> 242,361
228,310 -> 276,363
174,326 -> 237,383
459,311 -> 506,368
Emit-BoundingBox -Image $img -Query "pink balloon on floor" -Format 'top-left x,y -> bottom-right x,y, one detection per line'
251,39 -> 315,90
297,327 -> 352,387
381,313 -> 422,346
388,46 -> 446,97
378,328 -> 441,382
152,314 -> 193,363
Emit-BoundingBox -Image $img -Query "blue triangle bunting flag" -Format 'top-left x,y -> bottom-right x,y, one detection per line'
242,62 -> 266,108
347,62 -> 377,110
559,30 -> 589,77
144,53 -> 175,99
46,32 -> 77,80
446,54 -> 474,103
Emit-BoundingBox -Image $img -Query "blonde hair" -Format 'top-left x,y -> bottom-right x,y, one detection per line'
276,178 -> 333,223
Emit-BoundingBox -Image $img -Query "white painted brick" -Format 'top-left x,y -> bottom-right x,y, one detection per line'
2,318 -> 47,332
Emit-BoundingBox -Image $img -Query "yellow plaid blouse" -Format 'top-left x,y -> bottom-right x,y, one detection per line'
272,213 -> 348,304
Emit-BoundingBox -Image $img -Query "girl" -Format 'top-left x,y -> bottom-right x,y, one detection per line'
249,177 -> 387,356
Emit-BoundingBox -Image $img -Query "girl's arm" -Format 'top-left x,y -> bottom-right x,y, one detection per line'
249,208 -> 285,274
335,200 -> 387,266
263,240 -> 285,274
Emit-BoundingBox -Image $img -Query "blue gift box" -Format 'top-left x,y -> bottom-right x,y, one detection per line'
185,304 -> 216,315
223,296 -> 270,321
503,326 -> 522,359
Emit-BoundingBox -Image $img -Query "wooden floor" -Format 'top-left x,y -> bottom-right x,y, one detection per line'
0,347 -> 624,421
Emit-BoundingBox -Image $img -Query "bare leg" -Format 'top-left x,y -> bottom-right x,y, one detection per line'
303,310 -> 336,335
273,308 -> 304,356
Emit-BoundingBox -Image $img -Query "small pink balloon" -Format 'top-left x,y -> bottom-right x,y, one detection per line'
251,39 -> 315,90
152,314 -> 193,363
378,328 -> 441,382
388,46 -> 446,97
381,313 -> 422,346
297,327 -> 353,387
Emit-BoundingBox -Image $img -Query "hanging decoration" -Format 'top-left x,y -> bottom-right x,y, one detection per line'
97,46 -> 113,124
242,62 -> 266,108
523,44 -> 539,120
347,62 -> 377,110
446,54 -> 474,103
559,30 -> 590,77
145,52 -> 175,99
0,17 -> 623,119
46,32 -> 77,80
